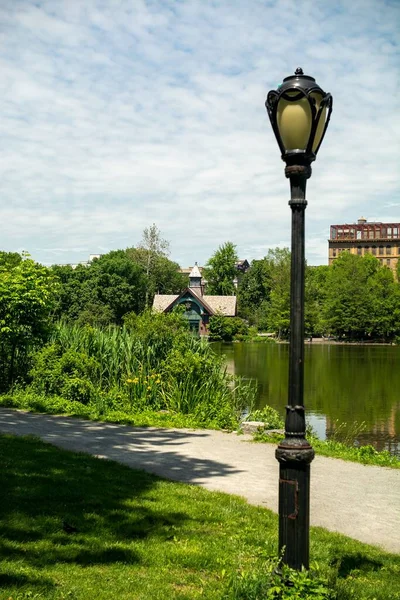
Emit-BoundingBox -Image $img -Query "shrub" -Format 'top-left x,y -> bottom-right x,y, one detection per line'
209,314 -> 249,342
12,318 -> 256,430
227,557 -> 333,599
247,406 -> 284,430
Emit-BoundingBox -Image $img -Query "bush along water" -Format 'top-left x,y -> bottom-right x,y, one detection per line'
2,312 -> 256,430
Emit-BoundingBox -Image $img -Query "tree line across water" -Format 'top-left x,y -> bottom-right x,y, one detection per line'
1,225 -> 400,400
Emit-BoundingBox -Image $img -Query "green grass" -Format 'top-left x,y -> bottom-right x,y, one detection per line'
253,431 -> 400,469
0,434 -> 399,600
0,392 -> 228,430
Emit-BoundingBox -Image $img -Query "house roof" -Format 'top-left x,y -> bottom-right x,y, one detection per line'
152,289 -> 236,317
152,294 -> 179,312
203,295 -> 237,316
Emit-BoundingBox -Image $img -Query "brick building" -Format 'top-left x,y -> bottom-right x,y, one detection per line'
328,218 -> 400,272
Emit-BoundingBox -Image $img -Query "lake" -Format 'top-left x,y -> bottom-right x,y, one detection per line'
213,342 -> 400,456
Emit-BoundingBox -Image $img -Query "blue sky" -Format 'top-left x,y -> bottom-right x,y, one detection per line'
1,0 -> 399,267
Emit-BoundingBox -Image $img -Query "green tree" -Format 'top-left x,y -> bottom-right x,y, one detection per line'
0,251 -> 22,269
367,265 -> 400,339
322,253 -> 375,339
126,247 -> 186,303
237,258 -> 273,324
262,249 -> 291,336
52,251 -> 146,325
305,265 -> 329,336
0,255 -> 59,390
136,224 -> 171,307
237,248 -> 291,333
203,242 -> 238,296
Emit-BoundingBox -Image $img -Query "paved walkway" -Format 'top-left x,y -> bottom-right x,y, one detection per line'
0,408 -> 399,554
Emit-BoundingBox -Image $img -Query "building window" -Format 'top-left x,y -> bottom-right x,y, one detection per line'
386,246 -> 392,255
379,246 -> 384,255
332,248 -> 336,257
357,246 -> 362,255
372,246 -> 377,255
364,247 -> 369,254
386,259 -> 391,266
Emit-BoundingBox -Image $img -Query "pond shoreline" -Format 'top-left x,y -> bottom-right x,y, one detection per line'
214,341 -> 400,457
275,338 -> 397,346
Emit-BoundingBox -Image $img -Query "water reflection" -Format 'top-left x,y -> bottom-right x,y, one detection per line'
214,342 -> 400,456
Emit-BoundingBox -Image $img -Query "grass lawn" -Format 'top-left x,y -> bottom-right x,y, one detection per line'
0,434 -> 399,600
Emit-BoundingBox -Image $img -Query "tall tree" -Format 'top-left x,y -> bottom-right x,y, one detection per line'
367,265 -> 400,339
126,247 -> 186,302
305,265 -> 329,336
203,242 -> 238,295
52,251 -> 146,325
0,255 -> 59,390
322,253 -> 375,339
264,248 -> 291,337
237,258 -> 274,323
137,224 -> 170,307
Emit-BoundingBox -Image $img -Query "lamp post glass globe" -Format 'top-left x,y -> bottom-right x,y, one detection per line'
266,67 -> 332,163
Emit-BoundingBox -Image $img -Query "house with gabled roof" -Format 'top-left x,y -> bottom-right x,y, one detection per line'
152,263 -> 237,335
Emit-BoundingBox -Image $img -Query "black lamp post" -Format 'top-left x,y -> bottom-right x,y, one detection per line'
265,68 -> 332,570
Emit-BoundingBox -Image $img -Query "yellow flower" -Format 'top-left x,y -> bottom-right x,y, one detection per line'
156,379 -> 161,384
147,386 -> 152,391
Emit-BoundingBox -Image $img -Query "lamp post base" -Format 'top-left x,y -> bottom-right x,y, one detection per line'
276,439 -> 315,570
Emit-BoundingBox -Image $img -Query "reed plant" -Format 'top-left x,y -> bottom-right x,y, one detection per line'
13,315 -> 254,429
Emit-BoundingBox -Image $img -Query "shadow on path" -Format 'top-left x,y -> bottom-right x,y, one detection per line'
0,408 -> 243,484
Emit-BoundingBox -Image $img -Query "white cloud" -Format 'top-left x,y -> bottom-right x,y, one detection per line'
0,0 -> 399,267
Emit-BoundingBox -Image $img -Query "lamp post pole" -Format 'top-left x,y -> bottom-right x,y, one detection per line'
265,69 -> 332,570
275,156 -> 314,570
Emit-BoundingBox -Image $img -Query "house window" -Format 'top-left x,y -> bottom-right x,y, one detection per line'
357,246 -> 362,255
364,247 -> 369,254
386,259 -> 391,266
386,246 -> 392,255
332,248 -> 337,257
379,246 -> 384,255
372,246 -> 377,255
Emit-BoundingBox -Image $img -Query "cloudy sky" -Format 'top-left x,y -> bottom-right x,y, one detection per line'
1,0 -> 399,267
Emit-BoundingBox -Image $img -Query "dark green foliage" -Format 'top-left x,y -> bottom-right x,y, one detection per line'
0,255 -> 59,392
52,251 -> 147,325
238,249 -> 400,341
209,314 -> 249,341
0,251 -> 22,268
52,240 -> 186,326
126,247 -> 187,303
238,249 -> 291,336
203,241 -> 238,295
305,265 -> 329,336
322,253 -> 400,340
